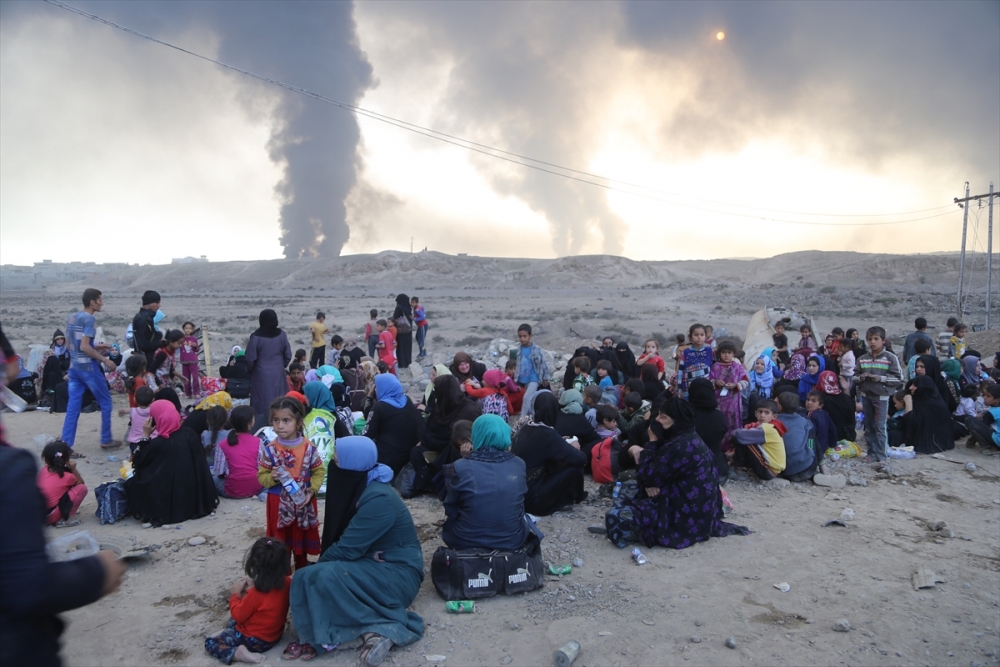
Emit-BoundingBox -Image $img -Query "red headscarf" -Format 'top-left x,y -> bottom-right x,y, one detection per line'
149,399 -> 182,438
483,369 -> 506,389
817,370 -> 842,395
286,390 -> 307,406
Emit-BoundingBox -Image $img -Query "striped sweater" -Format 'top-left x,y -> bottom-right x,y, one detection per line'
855,349 -> 903,397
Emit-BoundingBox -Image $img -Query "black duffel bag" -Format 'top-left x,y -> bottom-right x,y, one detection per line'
431,532 -> 544,600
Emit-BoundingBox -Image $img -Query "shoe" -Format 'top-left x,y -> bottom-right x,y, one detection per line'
81,403 -> 98,414
730,469 -> 749,482
54,518 -> 81,528
100,440 -> 124,449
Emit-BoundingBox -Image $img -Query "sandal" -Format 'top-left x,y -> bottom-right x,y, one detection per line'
299,644 -> 318,661
281,642 -> 303,660
54,519 -> 81,528
70,450 -> 85,459
361,634 -> 393,666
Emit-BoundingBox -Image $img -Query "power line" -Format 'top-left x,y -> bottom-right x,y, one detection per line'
42,0 -> 958,227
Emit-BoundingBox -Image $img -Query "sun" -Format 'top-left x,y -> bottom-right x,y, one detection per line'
716,31 -> 725,41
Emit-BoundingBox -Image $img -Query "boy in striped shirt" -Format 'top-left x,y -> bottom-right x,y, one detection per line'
856,326 -> 903,462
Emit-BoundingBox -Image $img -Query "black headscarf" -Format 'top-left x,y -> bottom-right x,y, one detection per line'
656,395 -> 697,440
615,341 -> 638,379
903,375 -> 955,455
252,309 -> 282,338
394,294 -> 413,320
320,462 -> 368,552
686,378 -> 718,410
918,354 -> 955,412
432,374 -> 468,422
532,391 -> 560,428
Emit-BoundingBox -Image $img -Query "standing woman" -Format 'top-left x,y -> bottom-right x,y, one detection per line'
245,309 -> 292,415
393,294 -> 413,370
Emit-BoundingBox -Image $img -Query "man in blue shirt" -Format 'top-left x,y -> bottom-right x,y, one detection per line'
61,288 -> 120,450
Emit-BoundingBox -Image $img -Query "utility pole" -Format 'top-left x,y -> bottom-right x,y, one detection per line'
988,182 -> 994,329
411,237 -> 414,254
957,182 -> 970,318
954,183 -> 1000,324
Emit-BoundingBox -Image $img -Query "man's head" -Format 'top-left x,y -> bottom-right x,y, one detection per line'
141,290 -> 161,311
82,288 -> 102,310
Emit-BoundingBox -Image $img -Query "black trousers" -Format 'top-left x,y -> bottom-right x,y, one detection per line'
310,346 -> 325,369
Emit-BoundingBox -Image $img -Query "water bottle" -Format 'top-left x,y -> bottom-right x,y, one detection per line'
273,466 -> 308,506
855,412 -> 864,430
612,481 -> 622,499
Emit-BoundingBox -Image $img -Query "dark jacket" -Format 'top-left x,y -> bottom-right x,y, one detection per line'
366,399 -> 425,475
442,452 -> 529,551
775,413 -> 817,477
132,308 -> 162,366
0,446 -> 105,667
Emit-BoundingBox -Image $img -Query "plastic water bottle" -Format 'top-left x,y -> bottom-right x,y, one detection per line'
855,412 -> 864,430
612,482 -> 622,499
273,467 -> 308,506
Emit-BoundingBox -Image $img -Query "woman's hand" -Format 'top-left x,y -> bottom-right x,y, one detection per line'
725,382 -> 737,390
141,417 -> 155,439
629,445 -> 643,465
459,442 -> 473,457
646,486 -> 661,497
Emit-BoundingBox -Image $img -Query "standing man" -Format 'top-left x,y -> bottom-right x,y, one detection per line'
132,290 -> 162,367
516,323 -> 550,418
61,288 -> 120,451
309,312 -> 328,369
902,317 -> 934,371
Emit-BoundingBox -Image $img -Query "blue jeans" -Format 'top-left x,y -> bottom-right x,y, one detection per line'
61,364 -> 113,446
415,324 -> 428,355
861,394 -> 889,461
521,381 -> 539,417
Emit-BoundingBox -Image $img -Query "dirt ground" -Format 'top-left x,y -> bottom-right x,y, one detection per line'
1,254 -> 999,667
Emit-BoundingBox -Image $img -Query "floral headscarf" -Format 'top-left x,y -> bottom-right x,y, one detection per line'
784,353 -> 807,382
816,370 -> 841,395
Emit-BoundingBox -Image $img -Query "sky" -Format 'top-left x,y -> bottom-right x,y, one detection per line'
1,0 -> 998,266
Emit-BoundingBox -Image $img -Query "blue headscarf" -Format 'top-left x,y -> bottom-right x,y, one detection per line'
797,354 -> 826,402
153,310 -> 166,331
335,436 -> 393,486
374,373 -> 407,409
471,414 -> 512,451
317,365 -> 343,388
749,351 -> 776,398
303,381 -> 336,413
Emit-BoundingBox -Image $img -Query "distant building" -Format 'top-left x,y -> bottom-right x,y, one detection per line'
171,256 -> 209,264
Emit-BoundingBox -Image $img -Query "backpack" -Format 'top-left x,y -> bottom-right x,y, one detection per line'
225,377 -> 251,399
590,436 -> 621,484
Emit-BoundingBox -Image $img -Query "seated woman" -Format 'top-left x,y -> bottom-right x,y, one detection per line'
897,375 -> 955,454
449,352 -> 486,393
555,389 -> 601,453
409,375 -> 480,494
609,397 -> 749,550
125,399 -> 219,526
442,414 -> 532,551
290,436 -> 423,665
364,374 -> 424,476
685,378 -> 729,484
814,371 -> 856,442
511,392 -> 587,516
39,329 -> 71,402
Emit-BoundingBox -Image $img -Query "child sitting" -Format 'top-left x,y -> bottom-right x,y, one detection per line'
595,403 -> 621,440
126,386 -> 155,453
805,391 -> 838,457
571,356 -> 595,393
709,340 -> 748,448
731,400 -> 787,481
287,362 -> 305,393
37,440 -> 88,527
621,391 -> 650,441
202,406 -> 231,463
595,359 -> 615,390
583,385 -> 604,428
205,537 -> 291,664
965,383 -> 1000,452
151,329 -> 185,388
124,354 -> 158,408
214,406 -> 265,499
502,358 -> 525,415
466,369 -> 510,421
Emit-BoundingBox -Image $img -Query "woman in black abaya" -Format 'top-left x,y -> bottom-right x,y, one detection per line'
393,294 -> 414,369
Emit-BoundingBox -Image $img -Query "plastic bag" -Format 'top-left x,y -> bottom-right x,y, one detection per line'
887,446 -> 916,459
826,440 -> 862,459
46,530 -> 99,562
393,463 -> 417,498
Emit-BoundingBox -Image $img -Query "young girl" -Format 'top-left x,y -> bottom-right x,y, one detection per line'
293,348 -> 307,368
205,537 -> 291,664
636,339 -> 666,379
126,386 -> 155,453
465,369 -> 511,420
257,397 -> 325,570
798,325 -> 816,351
214,406 -> 264,499
37,440 -> 87,527
151,329 -> 185,388
709,341 -> 749,448
748,352 -> 776,399
203,405 -> 230,464
838,338 -> 856,384
797,355 -> 825,403
680,324 -> 713,399
180,322 -> 200,398
704,325 -> 718,351
595,359 -> 615,390
124,354 -> 158,408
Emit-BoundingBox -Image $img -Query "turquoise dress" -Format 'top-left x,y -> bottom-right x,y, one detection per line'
290,482 -> 424,647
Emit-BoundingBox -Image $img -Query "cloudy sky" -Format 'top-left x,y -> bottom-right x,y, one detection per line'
1,0 -> 997,265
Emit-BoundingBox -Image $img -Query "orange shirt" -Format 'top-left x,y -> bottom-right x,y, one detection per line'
229,576 -> 291,642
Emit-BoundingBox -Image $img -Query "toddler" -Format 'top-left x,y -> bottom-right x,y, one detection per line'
798,324 -> 816,351
126,386 -> 155,453
680,324 -> 713,399
365,309 -> 380,358
636,339 -> 665,379
709,340 -> 748,448
37,440 -> 88,527
205,537 -> 291,664
950,323 -> 967,359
